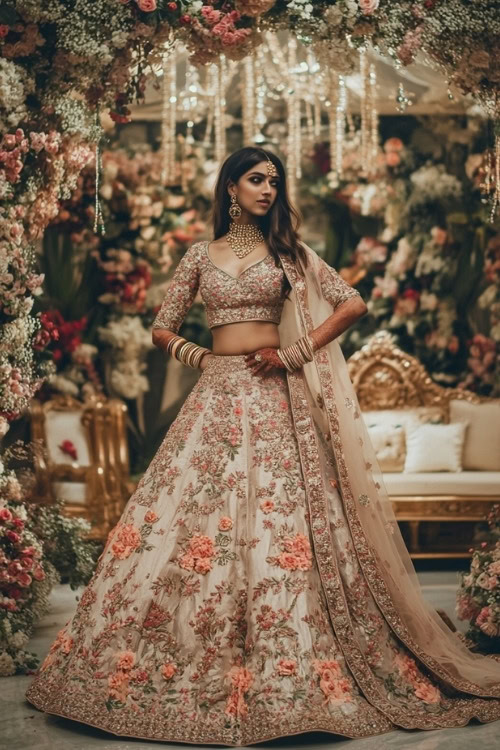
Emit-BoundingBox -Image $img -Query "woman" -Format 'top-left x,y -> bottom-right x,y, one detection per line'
26,147 -> 500,746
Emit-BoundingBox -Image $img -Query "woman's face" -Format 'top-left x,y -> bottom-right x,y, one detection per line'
229,161 -> 280,218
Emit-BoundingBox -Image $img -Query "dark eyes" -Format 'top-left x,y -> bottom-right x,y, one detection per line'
250,177 -> 279,187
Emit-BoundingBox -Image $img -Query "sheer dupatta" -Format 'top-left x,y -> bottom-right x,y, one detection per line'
277,241 -> 500,697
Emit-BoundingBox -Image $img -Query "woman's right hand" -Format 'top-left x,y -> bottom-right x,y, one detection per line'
199,352 -> 215,370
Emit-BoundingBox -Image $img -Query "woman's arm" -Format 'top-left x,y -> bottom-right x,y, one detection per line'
309,296 -> 367,351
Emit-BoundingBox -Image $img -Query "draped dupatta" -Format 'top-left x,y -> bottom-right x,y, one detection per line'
277,241 -> 500,702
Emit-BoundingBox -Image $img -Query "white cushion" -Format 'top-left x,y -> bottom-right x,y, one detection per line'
383,471 -> 500,497
365,423 -> 405,472
404,422 -> 468,473
449,399 -> 500,471
362,407 -> 445,472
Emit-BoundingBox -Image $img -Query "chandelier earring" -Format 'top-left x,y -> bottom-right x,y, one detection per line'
229,193 -> 242,219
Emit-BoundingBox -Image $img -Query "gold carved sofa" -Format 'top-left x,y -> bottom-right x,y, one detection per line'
347,332 -> 500,559
30,394 -> 131,541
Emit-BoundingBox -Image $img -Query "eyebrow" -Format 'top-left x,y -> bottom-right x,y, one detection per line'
248,170 -> 280,179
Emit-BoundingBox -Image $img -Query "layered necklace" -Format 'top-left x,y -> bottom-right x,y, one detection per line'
227,220 -> 265,259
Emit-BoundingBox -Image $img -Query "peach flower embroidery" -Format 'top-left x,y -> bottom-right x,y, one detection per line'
111,523 -> 141,559
276,533 -> 312,571
277,658 -> 297,676
144,510 -> 159,523
194,557 -> 213,574
313,659 -> 352,705
179,534 -> 215,574
414,681 -> 441,704
189,534 -> 214,558
218,516 -> 233,531
224,665 -> 254,716
107,670 -> 130,702
161,663 -> 177,680
260,499 -> 274,514
117,650 -> 135,670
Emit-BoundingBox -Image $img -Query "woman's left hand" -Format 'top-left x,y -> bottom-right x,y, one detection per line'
245,347 -> 286,374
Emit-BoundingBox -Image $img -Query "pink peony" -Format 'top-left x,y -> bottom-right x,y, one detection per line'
218,516 -> 233,531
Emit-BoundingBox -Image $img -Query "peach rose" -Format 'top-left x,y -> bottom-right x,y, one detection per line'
189,534 -> 214,558
194,557 -> 213,574
395,652 -> 419,683
277,658 -> 297,675
414,680 -> 441,704
117,650 -> 136,670
218,516 -> 233,531
137,0 -> 157,11
260,500 -> 274,514
161,662 -> 177,679
144,510 -> 158,523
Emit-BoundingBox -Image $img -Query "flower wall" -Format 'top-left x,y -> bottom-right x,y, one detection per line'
307,116 -> 500,396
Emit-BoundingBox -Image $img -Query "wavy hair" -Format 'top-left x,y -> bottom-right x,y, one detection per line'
210,147 -> 307,293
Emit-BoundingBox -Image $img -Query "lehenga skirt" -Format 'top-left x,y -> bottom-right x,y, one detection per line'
25,354 -> 500,746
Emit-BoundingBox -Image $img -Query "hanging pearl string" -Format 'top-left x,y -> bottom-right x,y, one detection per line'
93,105 -> 105,236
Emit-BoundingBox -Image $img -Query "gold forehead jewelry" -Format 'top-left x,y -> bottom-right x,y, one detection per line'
266,157 -> 278,177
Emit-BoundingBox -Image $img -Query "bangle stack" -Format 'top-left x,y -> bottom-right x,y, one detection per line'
166,335 -> 212,369
276,334 -> 315,372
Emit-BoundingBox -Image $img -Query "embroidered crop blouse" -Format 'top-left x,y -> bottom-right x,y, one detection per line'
152,239 -> 360,333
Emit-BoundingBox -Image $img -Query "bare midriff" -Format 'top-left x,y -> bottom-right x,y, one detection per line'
210,320 -> 280,355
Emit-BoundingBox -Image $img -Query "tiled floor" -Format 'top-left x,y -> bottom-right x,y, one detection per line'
3,571 -> 500,750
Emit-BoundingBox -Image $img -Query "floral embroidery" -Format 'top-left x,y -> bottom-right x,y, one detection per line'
152,241 -> 286,332
359,494 -> 371,507
110,523 -> 142,560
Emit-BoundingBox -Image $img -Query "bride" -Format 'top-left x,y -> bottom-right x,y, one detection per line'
25,146 -> 500,746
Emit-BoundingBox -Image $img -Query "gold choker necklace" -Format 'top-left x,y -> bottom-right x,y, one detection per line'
227,221 -> 265,259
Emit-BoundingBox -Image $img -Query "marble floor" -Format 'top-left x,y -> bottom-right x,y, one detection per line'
3,570 -> 500,750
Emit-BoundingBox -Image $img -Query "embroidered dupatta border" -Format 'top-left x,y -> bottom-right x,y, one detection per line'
278,253 -> 500,713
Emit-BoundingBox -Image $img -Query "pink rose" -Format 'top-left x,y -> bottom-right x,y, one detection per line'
137,0 -> 157,11
17,572 -> 32,587
218,516 -> 233,531
277,659 -> 297,675
32,565 -> 45,581
358,0 -> 379,13
161,662 -> 177,679
144,510 -> 158,523
0,508 -> 13,522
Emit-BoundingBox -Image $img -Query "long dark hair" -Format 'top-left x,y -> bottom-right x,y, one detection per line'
211,147 -> 308,290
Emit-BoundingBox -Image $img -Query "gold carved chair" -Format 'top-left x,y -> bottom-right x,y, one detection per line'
347,331 -> 500,559
30,394 -> 131,541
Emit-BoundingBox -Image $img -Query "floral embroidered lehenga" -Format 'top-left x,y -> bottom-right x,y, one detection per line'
25,240 -> 500,746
